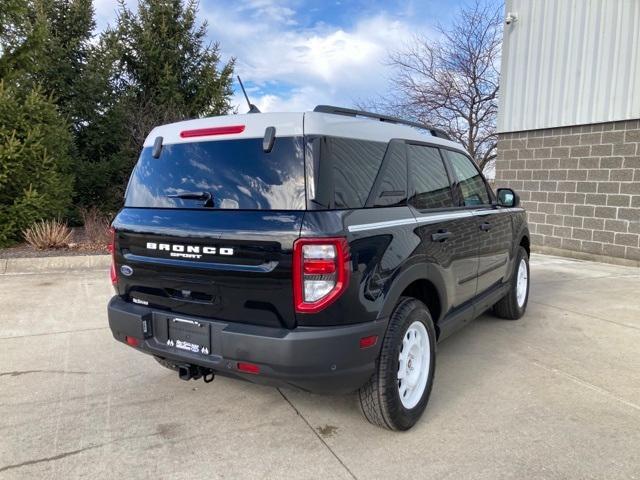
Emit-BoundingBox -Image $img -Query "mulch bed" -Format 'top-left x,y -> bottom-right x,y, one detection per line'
0,227 -> 109,259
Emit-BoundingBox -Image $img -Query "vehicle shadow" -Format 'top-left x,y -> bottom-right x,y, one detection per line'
269,310 -> 521,431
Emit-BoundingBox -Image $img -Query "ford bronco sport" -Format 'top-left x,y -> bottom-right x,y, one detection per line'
108,106 -> 530,430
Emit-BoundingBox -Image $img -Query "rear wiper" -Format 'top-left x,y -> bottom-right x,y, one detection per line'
167,191 -> 214,207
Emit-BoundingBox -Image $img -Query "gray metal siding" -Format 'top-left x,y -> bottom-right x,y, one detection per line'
498,0 -> 640,133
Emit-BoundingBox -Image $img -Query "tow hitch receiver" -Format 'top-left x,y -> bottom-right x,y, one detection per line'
177,364 -> 214,383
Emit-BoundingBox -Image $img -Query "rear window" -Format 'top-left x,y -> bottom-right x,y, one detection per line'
125,137 -> 305,210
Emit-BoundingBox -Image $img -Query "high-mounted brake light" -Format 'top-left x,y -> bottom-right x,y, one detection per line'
108,227 -> 117,286
293,238 -> 350,314
179,125 -> 245,138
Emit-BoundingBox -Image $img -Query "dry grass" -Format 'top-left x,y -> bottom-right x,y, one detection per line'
23,219 -> 73,250
79,207 -> 112,247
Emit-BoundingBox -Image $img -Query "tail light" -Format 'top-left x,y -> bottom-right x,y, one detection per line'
293,237 -> 350,313
108,227 -> 117,286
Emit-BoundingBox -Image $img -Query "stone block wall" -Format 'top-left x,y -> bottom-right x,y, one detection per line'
495,119 -> 640,262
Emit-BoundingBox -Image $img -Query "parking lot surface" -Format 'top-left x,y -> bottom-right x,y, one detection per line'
1,254 -> 639,479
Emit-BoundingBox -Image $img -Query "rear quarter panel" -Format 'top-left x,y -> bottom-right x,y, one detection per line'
298,207 -> 450,327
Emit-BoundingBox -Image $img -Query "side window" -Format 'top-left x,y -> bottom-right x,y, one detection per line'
446,151 -> 490,206
408,145 -> 454,210
369,141 -> 407,207
331,138 -> 386,209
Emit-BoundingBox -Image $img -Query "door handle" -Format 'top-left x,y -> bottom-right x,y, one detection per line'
480,222 -> 492,231
431,230 -> 451,242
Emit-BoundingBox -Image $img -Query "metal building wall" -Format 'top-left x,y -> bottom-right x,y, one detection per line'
498,0 -> 640,133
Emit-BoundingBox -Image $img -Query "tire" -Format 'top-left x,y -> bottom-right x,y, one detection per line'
358,297 -> 437,431
493,246 -> 530,320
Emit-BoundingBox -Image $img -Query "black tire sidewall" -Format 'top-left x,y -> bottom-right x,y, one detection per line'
381,299 -> 437,430
512,247 -> 530,316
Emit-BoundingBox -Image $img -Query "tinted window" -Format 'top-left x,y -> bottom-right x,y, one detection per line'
408,145 -> 454,210
306,136 -> 386,209
125,137 -> 305,210
446,151 -> 490,206
370,141 -> 407,207
332,138 -> 386,208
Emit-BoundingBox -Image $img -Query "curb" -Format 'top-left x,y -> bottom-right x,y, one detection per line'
1,254 -> 111,275
532,245 -> 640,268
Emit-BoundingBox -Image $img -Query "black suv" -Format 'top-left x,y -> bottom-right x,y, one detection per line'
108,106 -> 530,430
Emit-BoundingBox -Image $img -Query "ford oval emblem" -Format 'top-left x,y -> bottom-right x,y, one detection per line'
120,265 -> 134,276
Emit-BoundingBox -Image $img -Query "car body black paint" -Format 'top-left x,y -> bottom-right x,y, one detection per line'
108,123 -> 529,394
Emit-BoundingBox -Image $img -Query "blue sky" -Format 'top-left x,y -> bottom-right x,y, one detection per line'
94,0 -> 495,113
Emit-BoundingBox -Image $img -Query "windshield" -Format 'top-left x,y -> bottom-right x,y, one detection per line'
125,137 -> 305,210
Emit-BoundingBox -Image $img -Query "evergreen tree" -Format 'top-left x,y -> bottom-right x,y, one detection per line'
0,0 -> 96,129
0,82 -> 73,246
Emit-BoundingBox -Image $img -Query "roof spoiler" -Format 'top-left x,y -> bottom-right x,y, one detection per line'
313,105 -> 451,140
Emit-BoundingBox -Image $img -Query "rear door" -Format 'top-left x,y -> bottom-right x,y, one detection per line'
406,143 -> 479,311
112,125 -> 306,329
444,150 -> 513,295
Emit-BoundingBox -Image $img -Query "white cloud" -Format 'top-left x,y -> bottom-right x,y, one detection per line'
91,0 -> 436,114
203,3 -> 435,113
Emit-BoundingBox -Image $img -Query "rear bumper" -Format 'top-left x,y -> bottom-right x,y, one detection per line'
107,296 -> 387,394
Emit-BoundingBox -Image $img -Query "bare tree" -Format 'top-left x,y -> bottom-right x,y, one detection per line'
368,1 -> 502,172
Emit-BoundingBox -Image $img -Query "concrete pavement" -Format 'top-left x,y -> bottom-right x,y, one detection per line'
0,255 -> 639,479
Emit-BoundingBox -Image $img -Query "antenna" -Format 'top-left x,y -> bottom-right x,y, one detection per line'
237,76 -> 261,113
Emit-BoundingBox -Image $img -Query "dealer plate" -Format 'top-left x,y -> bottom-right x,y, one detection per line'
167,317 -> 211,355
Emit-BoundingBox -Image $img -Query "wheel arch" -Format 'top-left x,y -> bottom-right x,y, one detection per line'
519,232 -> 530,257
378,262 -> 447,337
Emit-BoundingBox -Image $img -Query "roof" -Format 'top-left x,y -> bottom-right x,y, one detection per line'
143,110 -> 464,153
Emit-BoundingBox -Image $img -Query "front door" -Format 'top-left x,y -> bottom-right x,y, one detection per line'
406,144 -> 479,311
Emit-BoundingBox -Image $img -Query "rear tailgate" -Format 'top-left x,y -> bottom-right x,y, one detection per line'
112,113 -> 306,329
113,209 -> 302,328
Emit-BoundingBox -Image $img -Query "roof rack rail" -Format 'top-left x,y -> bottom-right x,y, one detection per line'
313,105 -> 451,140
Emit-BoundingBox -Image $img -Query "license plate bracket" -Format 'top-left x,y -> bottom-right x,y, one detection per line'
167,317 -> 211,355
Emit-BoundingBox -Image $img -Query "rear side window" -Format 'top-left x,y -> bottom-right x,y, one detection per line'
125,137 -> 305,210
408,145 -> 454,210
445,151 -> 490,206
306,136 -> 386,209
368,141 -> 407,207
331,138 -> 386,208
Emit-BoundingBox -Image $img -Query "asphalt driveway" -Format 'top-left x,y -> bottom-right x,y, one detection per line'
1,254 -> 639,479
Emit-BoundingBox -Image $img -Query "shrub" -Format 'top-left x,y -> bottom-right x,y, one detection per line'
23,218 -> 72,249
79,206 -> 112,246
0,82 -> 73,246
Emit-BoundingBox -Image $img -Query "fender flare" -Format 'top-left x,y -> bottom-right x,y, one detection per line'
507,226 -> 531,281
377,260 -> 448,324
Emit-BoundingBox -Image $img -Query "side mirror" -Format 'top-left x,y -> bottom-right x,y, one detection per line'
496,188 -> 520,208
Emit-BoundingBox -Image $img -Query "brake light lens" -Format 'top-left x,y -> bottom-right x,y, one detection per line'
108,227 -> 117,286
179,125 -> 245,138
293,238 -> 350,313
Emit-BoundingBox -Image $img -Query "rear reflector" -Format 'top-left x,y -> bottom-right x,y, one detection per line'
237,362 -> 260,374
109,227 -> 117,286
125,336 -> 140,347
180,125 -> 245,138
359,335 -> 378,349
